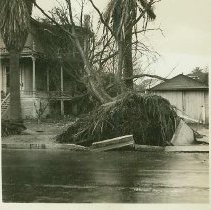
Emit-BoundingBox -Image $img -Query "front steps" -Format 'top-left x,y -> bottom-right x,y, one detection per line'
1,93 -> 10,119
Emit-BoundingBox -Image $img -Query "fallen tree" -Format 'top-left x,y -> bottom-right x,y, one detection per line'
33,1 -> 178,147
56,92 -> 179,146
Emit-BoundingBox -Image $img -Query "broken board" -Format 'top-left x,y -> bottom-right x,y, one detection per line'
91,135 -> 134,151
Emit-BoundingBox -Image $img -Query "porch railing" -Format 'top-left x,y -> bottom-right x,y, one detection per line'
1,93 -> 10,118
0,47 -> 34,55
20,90 -> 73,99
1,92 -> 10,105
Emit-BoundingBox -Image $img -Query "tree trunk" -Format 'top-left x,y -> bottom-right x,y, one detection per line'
123,31 -> 133,90
34,1 -> 113,104
9,50 -> 22,122
73,33 -> 113,104
116,39 -> 124,92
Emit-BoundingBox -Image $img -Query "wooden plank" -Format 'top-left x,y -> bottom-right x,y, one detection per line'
91,135 -> 134,151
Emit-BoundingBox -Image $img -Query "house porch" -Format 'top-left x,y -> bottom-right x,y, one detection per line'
1,55 -> 79,119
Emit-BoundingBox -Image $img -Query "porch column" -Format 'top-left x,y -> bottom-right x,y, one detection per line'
47,67 -> 49,92
60,65 -> 64,116
201,105 -> 206,124
0,61 -> 6,93
61,65 -> 64,92
32,56 -> 36,94
0,59 -> 2,92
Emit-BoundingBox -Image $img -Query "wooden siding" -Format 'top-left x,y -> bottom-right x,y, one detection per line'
153,90 -> 183,112
205,92 -> 209,124
20,97 -> 50,118
20,98 -> 36,118
153,90 -> 209,123
23,63 -> 33,91
64,80 -> 73,94
183,91 -> 205,122
36,62 -> 47,91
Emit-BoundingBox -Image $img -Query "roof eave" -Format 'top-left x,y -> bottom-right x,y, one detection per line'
150,88 -> 209,91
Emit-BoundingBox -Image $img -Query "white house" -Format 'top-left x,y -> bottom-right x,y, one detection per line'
1,19 -> 88,119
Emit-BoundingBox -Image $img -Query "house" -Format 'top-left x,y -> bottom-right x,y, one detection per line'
149,74 -> 209,124
0,19 -> 89,119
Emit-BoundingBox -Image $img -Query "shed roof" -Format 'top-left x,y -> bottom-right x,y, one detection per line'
150,74 -> 208,91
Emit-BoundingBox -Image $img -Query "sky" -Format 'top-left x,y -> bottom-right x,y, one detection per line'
34,0 -> 211,78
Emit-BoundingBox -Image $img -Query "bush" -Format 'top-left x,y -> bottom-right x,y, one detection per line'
1,120 -> 26,137
56,92 -> 179,146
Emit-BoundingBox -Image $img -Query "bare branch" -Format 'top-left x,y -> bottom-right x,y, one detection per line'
88,0 -> 115,37
133,27 -> 165,37
125,74 -> 168,81
33,1 -> 75,41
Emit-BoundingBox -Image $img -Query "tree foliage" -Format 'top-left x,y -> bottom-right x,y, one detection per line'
0,0 -> 33,52
0,0 -> 34,122
100,0 -> 157,89
33,0 -> 161,103
188,67 -> 209,86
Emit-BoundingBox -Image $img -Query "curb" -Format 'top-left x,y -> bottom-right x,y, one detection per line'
2,143 -> 89,151
165,145 -> 209,153
1,143 -> 209,152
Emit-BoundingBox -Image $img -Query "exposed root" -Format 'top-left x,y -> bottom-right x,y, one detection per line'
56,92 -> 179,146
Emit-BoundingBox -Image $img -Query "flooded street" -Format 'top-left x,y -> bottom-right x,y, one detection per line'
2,150 -> 209,203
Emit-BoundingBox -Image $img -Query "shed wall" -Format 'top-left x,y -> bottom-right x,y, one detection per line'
153,90 -> 208,124
153,91 -> 183,116
183,91 -> 205,122
205,92 -> 209,124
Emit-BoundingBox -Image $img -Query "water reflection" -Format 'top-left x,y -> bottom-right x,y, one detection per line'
2,150 -> 209,203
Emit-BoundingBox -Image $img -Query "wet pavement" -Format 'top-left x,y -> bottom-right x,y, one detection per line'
2,150 -> 209,203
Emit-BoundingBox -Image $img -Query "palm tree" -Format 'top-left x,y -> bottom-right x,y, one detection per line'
103,0 -> 156,89
0,0 -> 33,122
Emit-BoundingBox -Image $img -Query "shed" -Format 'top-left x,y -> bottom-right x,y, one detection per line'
149,74 -> 209,124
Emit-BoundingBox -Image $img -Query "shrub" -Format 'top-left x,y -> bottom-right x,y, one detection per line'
1,120 -> 26,137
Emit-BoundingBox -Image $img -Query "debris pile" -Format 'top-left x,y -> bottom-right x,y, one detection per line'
56,93 -> 178,146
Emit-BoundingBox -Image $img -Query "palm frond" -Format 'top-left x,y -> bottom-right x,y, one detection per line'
0,0 -> 33,52
103,0 -> 117,24
138,0 -> 156,20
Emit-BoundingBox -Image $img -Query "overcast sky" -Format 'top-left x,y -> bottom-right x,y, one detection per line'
34,0 -> 211,78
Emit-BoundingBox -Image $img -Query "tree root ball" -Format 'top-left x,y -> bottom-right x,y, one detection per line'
56,92 -> 179,146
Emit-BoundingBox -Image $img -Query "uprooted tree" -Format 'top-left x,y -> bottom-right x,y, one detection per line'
32,0 -> 179,146
33,0 -> 165,103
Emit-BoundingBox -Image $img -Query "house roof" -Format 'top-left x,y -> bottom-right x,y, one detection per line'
0,18 -> 90,57
150,74 -> 209,91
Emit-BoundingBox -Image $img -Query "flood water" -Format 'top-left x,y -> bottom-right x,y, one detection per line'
2,150 -> 209,203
